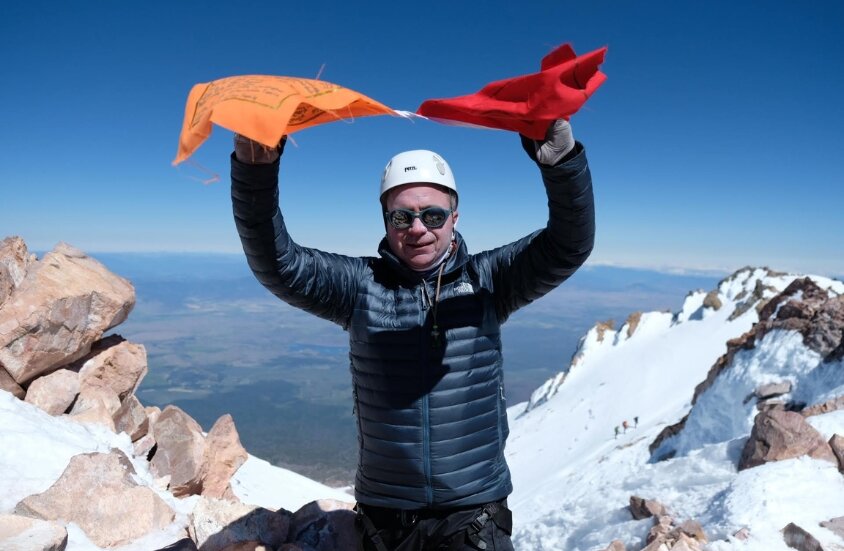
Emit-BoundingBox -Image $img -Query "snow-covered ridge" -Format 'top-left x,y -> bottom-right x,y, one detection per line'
521,267 -> 809,415
506,267 -> 844,550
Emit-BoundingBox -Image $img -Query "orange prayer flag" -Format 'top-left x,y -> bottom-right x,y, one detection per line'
173,75 -> 397,165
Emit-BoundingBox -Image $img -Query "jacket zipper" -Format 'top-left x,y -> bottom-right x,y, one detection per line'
419,284 -> 433,505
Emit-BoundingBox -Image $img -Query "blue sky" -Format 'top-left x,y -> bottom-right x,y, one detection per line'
2,1 -> 842,276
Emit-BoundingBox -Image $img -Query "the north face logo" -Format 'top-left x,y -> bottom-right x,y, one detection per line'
454,282 -> 474,295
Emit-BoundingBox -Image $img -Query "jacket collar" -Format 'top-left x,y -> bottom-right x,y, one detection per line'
378,231 -> 469,283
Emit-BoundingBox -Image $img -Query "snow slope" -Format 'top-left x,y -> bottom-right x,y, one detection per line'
506,268 -> 844,550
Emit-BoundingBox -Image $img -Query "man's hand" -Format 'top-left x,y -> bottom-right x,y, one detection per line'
520,119 -> 575,167
234,134 -> 286,164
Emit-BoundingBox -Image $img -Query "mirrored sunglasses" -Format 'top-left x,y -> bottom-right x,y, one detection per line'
384,207 -> 453,230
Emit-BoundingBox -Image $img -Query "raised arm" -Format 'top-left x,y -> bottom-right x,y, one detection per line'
230,136 -> 364,328
477,120 -> 595,322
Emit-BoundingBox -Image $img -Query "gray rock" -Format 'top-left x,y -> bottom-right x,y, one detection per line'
820,516 -> 844,540
782,522 -> 824,551
289,499 -> 356,551
24,369 -> 80,415
0,243 -> 135,384
829,434 -> 844,473
150,405 -> 206,497
200,414 -> 248,500
14,450 -> 173,548
0,365 -> 25,399
739,410 -> 837,470
72,335 -> 147,401
0,513 -> 68,551
0,236 -> 35,308
188,496 -> 289,551
755,381 -> 793,400
114,394 -> 149,441
629,495 -> 667,520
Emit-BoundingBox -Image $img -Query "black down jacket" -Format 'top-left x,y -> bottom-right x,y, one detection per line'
231,143 -> 595,509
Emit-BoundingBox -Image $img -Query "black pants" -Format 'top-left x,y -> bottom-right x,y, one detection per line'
355,500 -> 514,551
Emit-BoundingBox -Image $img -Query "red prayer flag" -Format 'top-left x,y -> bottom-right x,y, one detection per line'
417,44 -> 607,140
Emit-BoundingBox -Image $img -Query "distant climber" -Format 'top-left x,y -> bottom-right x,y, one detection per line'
614,426 -> 620,439
622,420 -> 629,433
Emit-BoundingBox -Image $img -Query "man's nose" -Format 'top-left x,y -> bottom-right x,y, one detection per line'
407,217 -> 427,235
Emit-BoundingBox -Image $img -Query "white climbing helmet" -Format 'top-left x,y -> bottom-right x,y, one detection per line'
380,150 -> 457,200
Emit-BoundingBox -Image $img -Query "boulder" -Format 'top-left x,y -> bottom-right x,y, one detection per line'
782,522 -> 824,551
830,434 -> 844,473
113,394 -> 149,441
0,365 -> 25,399
288,499 -> 356,551
134,433 -> 157,459
702,290 -> 722,310
755,381 -> 792,400
602,541 -> 626,551
671,520 -> 707,543
24,369 -> 80,415
66,378 -> 121,430
820,516 -> 844,540
0,236 -> 35,308
647,515 -> 673,545
0,513 -> 68,551
630,496 -> 667,520
72,335 -> 147,400
187,497 -> 290,551
733,527 -> 750,540
70,378 -> 121,416
802,396 -> 844,417
0,243 -> 135,384
739,410 -> 838,470
201,414 -> 249,500
14,450 -> 174,548
150,405 -> 206,497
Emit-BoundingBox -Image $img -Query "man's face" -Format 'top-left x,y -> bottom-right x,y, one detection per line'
384,183 -> 458,271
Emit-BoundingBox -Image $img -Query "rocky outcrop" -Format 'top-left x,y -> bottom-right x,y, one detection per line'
739,410 -> 837,470
113,394 -> 150,441
15,450 -> 174,548
23,369 -> 79,415
0,365 -> 25,399
0,237 -> 35,308
755,381 -> 792,400
702,290 -> 722,311
629,496 -> 667,520
0,513 -> 68,551
642,515 -> 706,551
288,499 -> 357,551
602,541 -> 626,551
0,242 -> 135,384
820,516 -> 844,540
201,414 -> 249,500
829,434 -> 844,473
71,334 -> 147,400
802,396 -> 844,417
625,312 -> 642,338
651,275 -> 844,462
150,405 -> 207,497
1,237 -> 349,550
781,522 -> 824,551
188,497 -> 290,551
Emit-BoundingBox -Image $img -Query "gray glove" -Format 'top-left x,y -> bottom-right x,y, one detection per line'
233,134 -> 285,164
520,119 -> 575,167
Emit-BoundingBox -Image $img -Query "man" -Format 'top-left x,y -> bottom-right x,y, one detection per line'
231,119 -> 594,550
